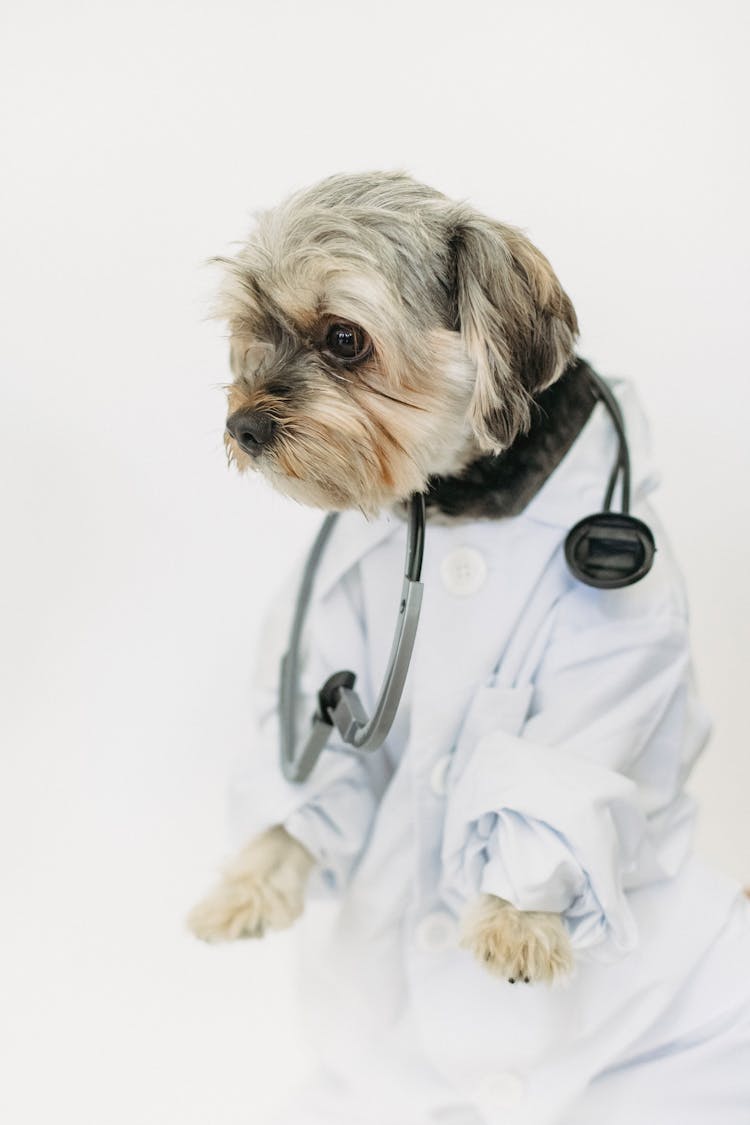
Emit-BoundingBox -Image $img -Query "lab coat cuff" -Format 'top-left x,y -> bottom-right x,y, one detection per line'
478,811 -> 620,953
283,802 -> 360,897
227,709 -> 375,849
441,731 -> 644,957
229,757 -> 378,896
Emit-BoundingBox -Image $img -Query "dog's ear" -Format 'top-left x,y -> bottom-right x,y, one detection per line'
449,210 -> 579,453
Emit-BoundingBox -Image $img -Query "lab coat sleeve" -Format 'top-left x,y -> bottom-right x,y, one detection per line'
227,562 -> 382,896
440,594 -> 710,960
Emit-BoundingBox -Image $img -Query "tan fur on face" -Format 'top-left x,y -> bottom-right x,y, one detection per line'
212,172 -> 578,512
225,327 -> 477,513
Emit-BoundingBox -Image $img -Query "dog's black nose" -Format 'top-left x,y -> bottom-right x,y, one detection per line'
226,410 -> 277,456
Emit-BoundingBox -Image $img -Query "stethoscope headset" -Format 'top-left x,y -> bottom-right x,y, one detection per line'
280,370 -> 656,783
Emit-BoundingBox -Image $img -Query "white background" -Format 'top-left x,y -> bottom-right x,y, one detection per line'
1,2 -> 748,1122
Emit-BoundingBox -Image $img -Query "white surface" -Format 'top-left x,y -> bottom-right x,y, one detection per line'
1,1 -> 747,1122
475,1072 -> 526,1113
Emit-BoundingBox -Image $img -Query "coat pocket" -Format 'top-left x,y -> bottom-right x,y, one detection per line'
451,681 -> 534,781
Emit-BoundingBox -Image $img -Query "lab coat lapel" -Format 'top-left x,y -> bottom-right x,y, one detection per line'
313,507 -> 403,600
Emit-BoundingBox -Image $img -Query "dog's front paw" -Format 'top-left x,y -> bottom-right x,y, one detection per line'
187,825 -> 315,943
460,894 -> 573,984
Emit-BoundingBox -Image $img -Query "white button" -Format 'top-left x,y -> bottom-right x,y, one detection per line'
476,1072 -> 526,1111
440,547 -> 488,596
429,755 -> 452,796
415,912 -> 459,952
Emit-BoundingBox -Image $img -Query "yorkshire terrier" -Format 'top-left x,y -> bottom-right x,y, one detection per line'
188,171 -> 581,982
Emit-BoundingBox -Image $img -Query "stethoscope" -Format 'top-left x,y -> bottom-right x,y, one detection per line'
280,370 -> 656,783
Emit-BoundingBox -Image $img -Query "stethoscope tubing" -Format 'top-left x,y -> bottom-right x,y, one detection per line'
280,494 -> 425,782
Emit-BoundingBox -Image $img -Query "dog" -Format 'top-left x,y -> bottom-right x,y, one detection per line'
188,171 -> 578,982
187,172 -> 750,1124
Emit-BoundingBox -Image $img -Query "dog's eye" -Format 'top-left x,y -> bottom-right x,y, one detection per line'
324,322 -> 371,362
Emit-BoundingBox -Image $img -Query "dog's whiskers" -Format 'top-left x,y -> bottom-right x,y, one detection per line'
360,383 -> 428,412
326,368 -> 426,412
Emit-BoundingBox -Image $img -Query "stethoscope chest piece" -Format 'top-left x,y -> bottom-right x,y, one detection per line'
564,511 -> 655,589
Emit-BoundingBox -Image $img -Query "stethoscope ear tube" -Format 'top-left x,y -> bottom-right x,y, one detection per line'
280,494 -> 426,783
563,370 -> 656,590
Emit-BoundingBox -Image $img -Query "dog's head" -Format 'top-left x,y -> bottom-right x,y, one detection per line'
214,171 -> 578,512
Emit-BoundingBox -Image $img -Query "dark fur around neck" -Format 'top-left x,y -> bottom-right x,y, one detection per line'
421,356 -> 599,522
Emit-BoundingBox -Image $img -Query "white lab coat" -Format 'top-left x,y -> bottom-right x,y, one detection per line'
228,380 -> 750,1125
